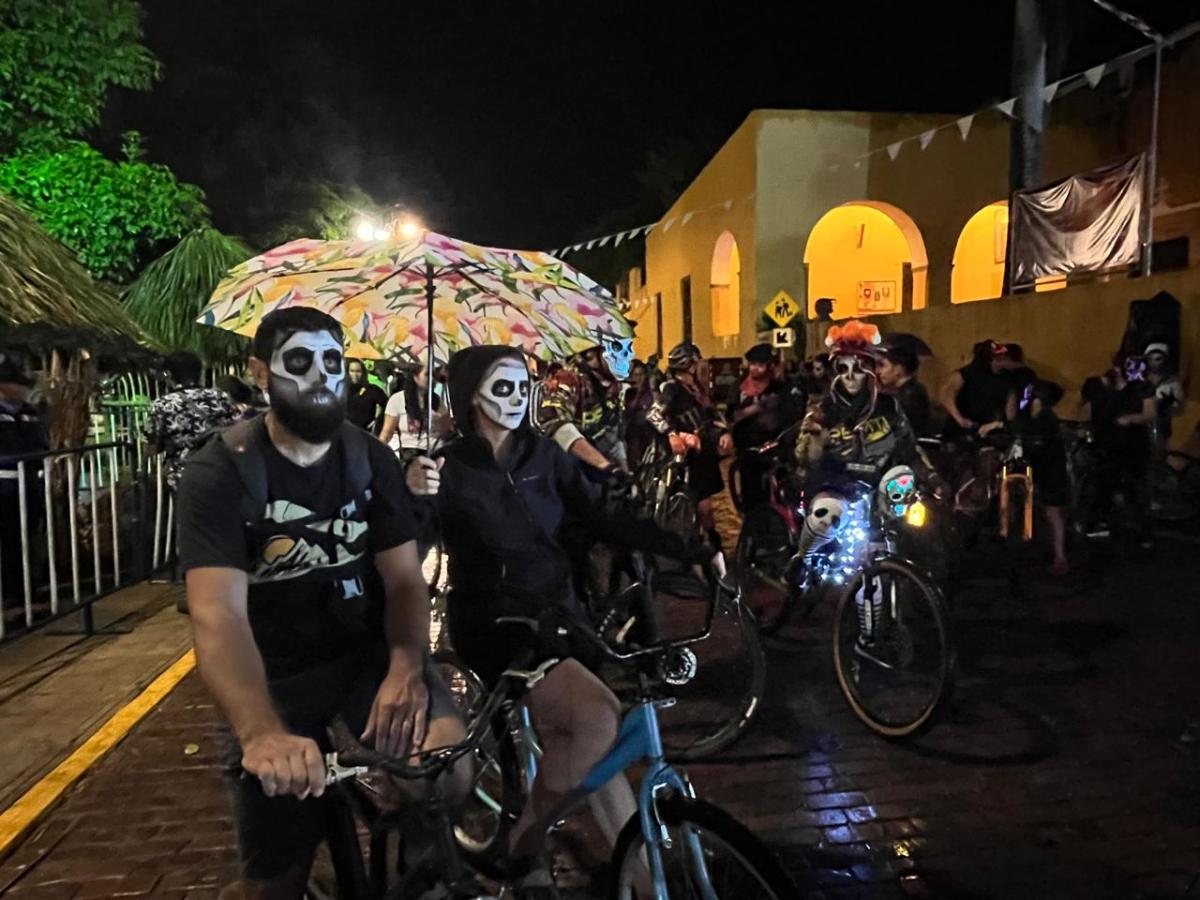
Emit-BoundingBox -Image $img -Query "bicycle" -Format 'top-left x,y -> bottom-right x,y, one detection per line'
735,438 -> 955,738
634,432 -> 701,539
319,577 -> 797,899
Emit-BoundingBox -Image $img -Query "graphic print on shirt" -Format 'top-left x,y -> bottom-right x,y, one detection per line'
250,493 -> 370,586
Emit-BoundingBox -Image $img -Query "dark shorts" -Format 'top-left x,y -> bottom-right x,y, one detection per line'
687,444 -> 724,500
224,649 -> 459,881
447,595 -> 600,689
1028,446 -> 1070,508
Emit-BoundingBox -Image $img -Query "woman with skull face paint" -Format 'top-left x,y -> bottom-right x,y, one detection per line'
405,345 -> 713,894
794,322 -> 929,534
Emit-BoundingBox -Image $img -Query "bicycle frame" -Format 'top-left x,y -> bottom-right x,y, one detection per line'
998,458 -> 1035,541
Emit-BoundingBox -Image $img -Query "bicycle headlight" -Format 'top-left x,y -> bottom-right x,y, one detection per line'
905,500 -> 927,528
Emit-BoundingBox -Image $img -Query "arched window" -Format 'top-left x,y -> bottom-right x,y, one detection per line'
709,231 -> 741,337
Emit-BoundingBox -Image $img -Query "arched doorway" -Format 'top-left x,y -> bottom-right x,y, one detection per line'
803,202 -> 928,319
710,231 -> 741,337
951,201 -> 1008,303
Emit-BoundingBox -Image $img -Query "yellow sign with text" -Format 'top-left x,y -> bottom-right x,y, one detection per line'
766,291 -> 800,327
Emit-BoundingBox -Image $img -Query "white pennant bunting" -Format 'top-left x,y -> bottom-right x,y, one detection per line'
886,141 -> 903,161
661,217 -> 676,232
598,235 -> 612,248
1042,81 -> 1059,103
996,98 -> 1017,118
1085,63 -> 1106,88
956,114 -> 974,140
613,231 -> 625,247
643,223 -> 656,236
919,129 -> 937,150
682,212 -> 696,226
586,239 -> 598,250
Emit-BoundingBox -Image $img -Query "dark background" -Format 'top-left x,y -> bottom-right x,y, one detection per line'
102,1 -> 1198,253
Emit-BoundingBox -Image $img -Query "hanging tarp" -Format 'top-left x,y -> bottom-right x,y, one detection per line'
1010,154 -> 1146,287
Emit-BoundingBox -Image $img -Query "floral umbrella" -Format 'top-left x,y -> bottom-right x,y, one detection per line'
198,231 -> 632,364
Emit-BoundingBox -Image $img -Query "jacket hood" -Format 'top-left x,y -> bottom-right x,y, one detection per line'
446,345 -> 531,440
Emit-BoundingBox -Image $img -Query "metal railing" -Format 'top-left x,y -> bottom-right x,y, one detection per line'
0,442 -> 172,644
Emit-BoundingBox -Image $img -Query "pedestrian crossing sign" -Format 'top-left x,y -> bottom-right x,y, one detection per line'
766,291 -> 800,327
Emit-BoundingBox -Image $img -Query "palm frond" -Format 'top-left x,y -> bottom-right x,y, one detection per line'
122,226 -> 256,365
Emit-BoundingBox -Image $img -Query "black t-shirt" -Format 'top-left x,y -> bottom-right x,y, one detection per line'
894,379 -> 932,438
954,361 -> 1012,427
346,383 -> 388,430
178,430 -> 416,679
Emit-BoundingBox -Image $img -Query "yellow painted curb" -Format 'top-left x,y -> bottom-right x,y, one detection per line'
0,649 -> 196,857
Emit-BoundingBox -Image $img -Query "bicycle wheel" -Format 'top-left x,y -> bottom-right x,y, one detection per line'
734,506 -> 798,633
609,795 -> 797,899
1151,452 -> 1200,522
602,573 -> 764,760
432,649 -> 485,719
832,559 -> 954,739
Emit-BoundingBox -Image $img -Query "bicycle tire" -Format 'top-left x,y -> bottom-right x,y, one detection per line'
734,506 -> 798,634
598,574 -> 764,761
609,795 -> 798,899
831,559 -> 954,739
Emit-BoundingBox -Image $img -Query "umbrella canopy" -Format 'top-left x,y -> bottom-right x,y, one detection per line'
198,231 -> 632,363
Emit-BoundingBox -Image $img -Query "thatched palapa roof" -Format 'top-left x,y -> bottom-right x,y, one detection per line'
0,191 -> 151,352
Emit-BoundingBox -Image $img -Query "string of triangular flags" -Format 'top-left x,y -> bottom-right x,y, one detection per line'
548,20 -> 1198,259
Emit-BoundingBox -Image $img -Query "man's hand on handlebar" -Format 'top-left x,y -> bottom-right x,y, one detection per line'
977,421 -> 1005,438
242,731 -> 326,799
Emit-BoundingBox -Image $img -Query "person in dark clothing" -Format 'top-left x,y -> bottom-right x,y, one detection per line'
0,352 -> 48,607
623,359 -> 658,466
646,342 -> 732,542
1082,356 -> 1157,543
940,339 -> 1017,440
878,345 -> 932,437
345,359 -> 388,431
405,345 -> 714,894
1001,343 -> 1037,401
726,343 -> 803,512
1015,379 -> 1070,575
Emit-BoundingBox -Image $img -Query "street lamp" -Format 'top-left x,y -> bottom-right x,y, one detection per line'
398,218 -> 422,239
354,220 -> 376,242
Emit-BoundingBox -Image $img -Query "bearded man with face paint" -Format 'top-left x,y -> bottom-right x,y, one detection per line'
177,308 -> 466,900
405,345 -> 716,897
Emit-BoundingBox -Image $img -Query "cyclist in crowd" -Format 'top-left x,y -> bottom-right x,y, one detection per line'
940,339 -> 1017,440
1014,378 -> 1071,576
1082,355 -> 1157,544
877,344 -> 932,438
345,358 -> 389,432
647,341 -> 733,547
1144,341 -> 1186,444
623,358 -> 658,466
794,320 -> 927,482
537,336 -> 629,471
726,343 -> 803,513
179,308 -> 464,900
379,364 -> 450,459
405,345 -> 714,898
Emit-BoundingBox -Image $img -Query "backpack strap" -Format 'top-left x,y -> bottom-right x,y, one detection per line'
218,415 -> 271,524
339,422 -> 374,499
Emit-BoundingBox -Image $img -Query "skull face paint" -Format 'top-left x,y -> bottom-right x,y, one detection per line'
833,354 -> 873,396
267,330 -> 347,443
602,336 -> 635,380
474,359 -> 530,431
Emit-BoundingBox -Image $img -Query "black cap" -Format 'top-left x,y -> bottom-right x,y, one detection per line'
0,352 -> 33,387
745,343 -> 774,364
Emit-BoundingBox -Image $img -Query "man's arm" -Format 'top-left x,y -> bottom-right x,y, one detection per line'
187,567 -> 325,798
939,372 -> 973,429
363,541 -> 432,756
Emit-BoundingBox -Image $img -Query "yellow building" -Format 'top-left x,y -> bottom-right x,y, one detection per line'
626,37 -> 1200,366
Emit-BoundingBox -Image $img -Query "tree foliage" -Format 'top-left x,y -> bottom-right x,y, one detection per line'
123,226 -> 254,364
262,181 -> 380,247
0,0 -> 160,152
0,135 -> 209,282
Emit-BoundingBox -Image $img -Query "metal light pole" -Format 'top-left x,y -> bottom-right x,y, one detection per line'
1087,0 -> 1164,275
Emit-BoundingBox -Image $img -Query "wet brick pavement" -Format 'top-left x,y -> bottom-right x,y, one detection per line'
2,513 -> 1200,897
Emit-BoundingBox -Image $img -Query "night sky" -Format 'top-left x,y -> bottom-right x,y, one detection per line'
102,1 -> 1198,255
